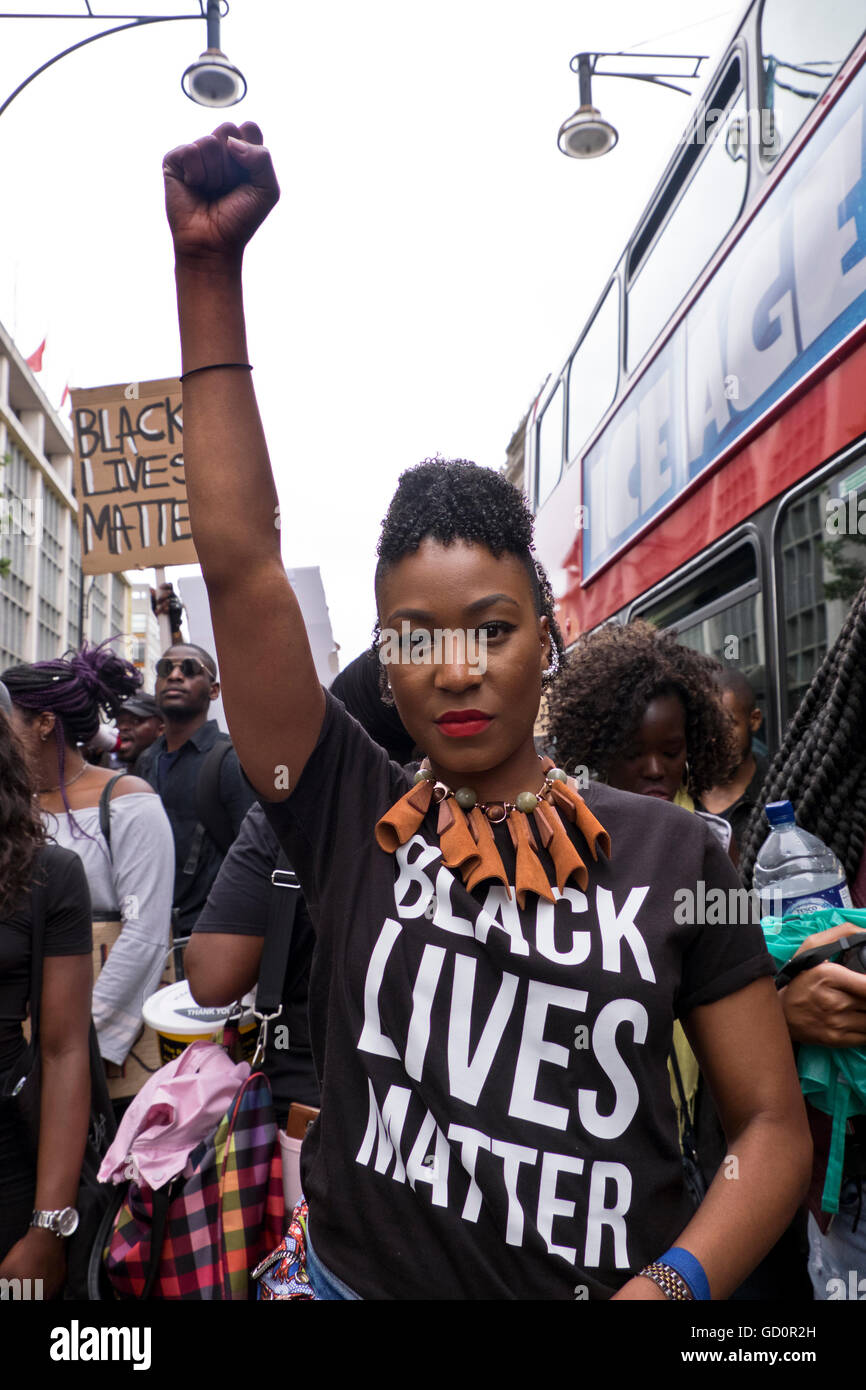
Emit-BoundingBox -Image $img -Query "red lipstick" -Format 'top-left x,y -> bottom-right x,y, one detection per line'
435,709 -> 493,738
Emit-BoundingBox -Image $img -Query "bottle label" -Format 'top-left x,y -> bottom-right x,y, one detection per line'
775,882 -> 854,919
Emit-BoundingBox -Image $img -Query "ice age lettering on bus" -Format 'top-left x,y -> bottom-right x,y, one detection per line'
353,835 -> 655,1271
584,75 -> 866,576
70,378 -> 198,574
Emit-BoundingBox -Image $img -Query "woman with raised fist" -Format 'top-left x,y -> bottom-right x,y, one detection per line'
161,122 -> 811,1301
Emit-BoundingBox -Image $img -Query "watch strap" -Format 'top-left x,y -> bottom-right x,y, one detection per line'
30,1206 -> 78,1236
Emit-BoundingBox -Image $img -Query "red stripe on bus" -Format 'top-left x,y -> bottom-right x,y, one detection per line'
559,335 -> 866,639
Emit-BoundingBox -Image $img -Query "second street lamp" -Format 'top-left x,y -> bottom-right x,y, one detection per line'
557,51 -> 707,160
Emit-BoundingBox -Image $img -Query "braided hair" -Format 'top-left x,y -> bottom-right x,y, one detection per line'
545,619 -> 740,798
740,582 -> 866,888
372,458 -> 564,693
2,641 -> 141,820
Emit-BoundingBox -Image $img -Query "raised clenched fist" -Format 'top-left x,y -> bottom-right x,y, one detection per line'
163,121 -> 280,264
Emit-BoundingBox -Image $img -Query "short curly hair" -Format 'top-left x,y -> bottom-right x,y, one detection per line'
373,457 -> 564,670
544,620 -> 740,797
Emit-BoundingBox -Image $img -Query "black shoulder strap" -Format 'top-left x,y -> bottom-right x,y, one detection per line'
255,850 -> 300,1014
194,736 -> 235,855
98,772 -> 130,861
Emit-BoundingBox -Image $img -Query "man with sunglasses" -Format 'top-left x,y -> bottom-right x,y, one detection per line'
137,644 -> 256,974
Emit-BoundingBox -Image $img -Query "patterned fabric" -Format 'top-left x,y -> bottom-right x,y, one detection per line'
253,1199 -> 318,1300
105,1070 -> 285,1299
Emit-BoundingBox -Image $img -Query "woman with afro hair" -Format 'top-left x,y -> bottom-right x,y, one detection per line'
546,620 -> 816,1299
544,620 -> 740,835
159,119 -> 811,1302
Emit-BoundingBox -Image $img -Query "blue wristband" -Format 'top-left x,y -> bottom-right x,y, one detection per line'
659,1247 -> 710,1301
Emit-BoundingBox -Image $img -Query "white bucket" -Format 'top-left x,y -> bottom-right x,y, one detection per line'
142,980 -> 256,1066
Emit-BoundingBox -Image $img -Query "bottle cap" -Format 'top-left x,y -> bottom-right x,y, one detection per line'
765,799 -> 796,826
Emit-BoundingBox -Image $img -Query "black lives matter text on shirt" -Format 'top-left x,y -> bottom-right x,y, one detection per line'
261,694 -> 773,1300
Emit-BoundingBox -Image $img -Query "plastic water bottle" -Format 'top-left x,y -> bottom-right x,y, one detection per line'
754,800 -> 853,918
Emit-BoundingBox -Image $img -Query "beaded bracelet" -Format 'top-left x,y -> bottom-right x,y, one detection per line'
179,362 -> 253,382
638,1261 -> 694,1301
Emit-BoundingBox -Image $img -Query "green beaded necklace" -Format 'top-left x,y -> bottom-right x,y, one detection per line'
412,760 -> 569,824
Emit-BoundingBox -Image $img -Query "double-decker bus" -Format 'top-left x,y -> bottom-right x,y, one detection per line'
519,0 -> 866,751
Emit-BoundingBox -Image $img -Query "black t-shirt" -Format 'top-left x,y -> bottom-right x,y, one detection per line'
260,693 -> 774,1300
192,803 -> 319,1116
0,845 -> 93,1076
720,752 -> 771,855
138,721 -> 256,936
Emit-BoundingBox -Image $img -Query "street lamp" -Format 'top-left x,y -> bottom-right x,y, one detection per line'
0,1 -> 247,121
182,0 -> 246,107
557,52 -> 707,160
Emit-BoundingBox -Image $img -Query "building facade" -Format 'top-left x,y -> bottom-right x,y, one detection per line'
0,319 -> 133,672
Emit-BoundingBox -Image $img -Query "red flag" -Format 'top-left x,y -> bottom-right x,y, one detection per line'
60,383 -> 70,408
26,338 -> 46,371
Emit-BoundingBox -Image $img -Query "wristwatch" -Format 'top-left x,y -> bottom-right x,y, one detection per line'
30,1207 -> 79,1237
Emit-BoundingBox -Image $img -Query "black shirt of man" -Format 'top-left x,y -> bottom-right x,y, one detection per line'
138,719 -> 256,939
709,752 -> 770,857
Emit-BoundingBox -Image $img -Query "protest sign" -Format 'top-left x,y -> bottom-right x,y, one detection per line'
70,378 -> 198,574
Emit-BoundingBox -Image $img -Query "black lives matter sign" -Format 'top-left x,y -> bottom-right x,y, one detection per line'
70,378 -> 198,575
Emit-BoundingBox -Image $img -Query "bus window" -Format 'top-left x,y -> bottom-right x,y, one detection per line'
627,80 -> 748,372
566,280 -> 619,464
777,456 -> 866,720
535,379 -> 564,510
634,542 -> 768,741
760,0 -> 864,161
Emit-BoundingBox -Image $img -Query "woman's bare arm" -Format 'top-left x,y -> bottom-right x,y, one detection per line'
0,953 -> 92,1295
185,932 -> 263,1007
612,976 -> 812,1300
164,122 -> 324,799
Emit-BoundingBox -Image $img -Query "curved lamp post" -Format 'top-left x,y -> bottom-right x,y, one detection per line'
0,1 -> 246,121
558,51 -> 707,159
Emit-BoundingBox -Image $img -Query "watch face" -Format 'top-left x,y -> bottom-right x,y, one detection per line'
56,1207 -> 79,1237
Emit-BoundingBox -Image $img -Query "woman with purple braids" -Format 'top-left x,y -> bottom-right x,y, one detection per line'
2,645 -> 174,1103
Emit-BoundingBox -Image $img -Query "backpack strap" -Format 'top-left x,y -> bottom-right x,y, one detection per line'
193,736 -> 235,856
251,851 -> 301,1066
98,773 -> 131,862
256,851 -> 301,1014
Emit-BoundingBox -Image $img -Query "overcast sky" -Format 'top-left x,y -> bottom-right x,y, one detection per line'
0,0 -> 741,666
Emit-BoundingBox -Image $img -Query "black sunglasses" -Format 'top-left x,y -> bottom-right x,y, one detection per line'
155,657 -> 213,680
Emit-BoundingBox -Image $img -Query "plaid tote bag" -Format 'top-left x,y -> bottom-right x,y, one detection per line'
104,1069 -> 285,1299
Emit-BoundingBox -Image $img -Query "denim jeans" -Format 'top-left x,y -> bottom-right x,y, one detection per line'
305,1227 -> 361,1301
807,1181 -> 866,1299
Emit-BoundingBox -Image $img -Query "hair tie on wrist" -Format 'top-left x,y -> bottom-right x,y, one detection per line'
659,1246 -> 710,1301
179,362 -> 253,382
